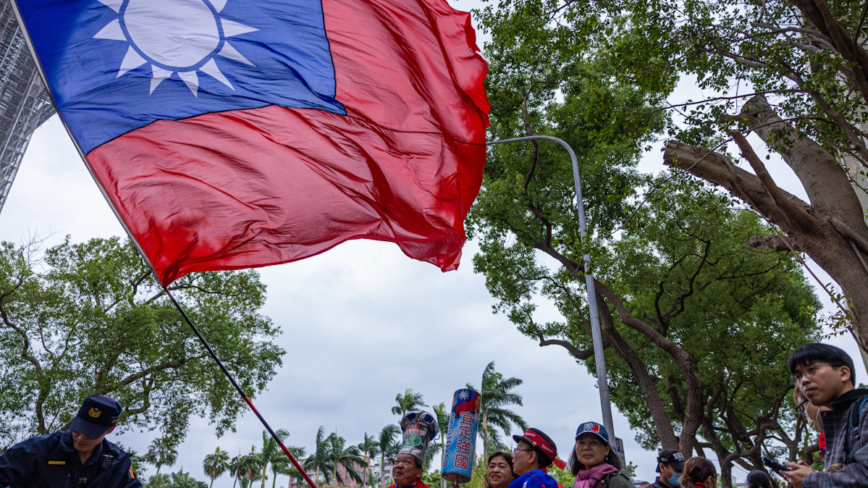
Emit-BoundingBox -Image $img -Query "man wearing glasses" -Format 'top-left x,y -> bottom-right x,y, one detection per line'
784,343 -> 868,487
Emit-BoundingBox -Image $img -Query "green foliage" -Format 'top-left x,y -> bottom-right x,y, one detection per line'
392,389 -> 428,419
470,1 -> 823,476
144,437 -> 178,476
203,446 -> 230,486
422,469 -> 441,487
0,237 -> 284,445
467,362 -> 527,461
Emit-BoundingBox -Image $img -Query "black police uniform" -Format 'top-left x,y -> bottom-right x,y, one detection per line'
647,478 -> 669,488
0,430 -> 142,488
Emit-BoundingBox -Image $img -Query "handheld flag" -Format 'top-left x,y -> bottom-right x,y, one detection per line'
14,0 -> 489,285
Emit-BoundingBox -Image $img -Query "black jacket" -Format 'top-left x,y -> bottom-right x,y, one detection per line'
0,430 -> 142,488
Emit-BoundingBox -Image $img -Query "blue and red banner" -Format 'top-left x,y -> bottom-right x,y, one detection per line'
15,0 -> 489,285
443,388 -> 479,483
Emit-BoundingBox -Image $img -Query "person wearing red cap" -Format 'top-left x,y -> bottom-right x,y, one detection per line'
569,422 -> 631,488
509,428 -> 564,488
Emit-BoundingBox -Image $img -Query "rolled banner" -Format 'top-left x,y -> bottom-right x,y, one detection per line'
442,389 -> 480,483
400,411 -> 438,466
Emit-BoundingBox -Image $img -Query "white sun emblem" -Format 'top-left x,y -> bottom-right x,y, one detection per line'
93,0 -> 258,96
458,390 -> 469,400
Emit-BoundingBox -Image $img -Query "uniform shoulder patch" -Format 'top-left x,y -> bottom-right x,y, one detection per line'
129,466 -> 135,479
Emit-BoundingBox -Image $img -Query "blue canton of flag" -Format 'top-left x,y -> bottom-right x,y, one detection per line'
17,0 -> 345,153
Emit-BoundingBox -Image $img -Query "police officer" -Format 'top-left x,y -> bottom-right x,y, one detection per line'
0,395 -> 142,487
648,449 -> 685,488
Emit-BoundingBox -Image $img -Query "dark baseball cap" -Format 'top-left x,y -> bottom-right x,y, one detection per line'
656,449 -> 686,471
69,395 -> 123,439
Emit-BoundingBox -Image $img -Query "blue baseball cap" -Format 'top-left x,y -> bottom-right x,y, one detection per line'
69,395 -> 123,439
575,422 -> 609,444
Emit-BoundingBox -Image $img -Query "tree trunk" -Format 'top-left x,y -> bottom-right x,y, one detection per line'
481,412 -> 489,466
262,465 -> 268,488
598,297 -> 680,450
663,95 -> 868,354
211,477 -> 215,488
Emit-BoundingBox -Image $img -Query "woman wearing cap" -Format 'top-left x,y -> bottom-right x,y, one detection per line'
678,458 -> 716,488
569,422 -> 631,488
485,451 -> 516,488
509,428 -> 564,488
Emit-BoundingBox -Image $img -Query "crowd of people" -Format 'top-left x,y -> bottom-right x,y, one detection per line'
0,342 -> 865,488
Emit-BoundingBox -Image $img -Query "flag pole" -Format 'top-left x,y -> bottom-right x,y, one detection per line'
164,287 -> 318,488
486,136 -> 617,445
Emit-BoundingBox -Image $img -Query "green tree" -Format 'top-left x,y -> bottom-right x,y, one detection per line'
170,469 -> 208,488
145,473 -> 173,488
480,0 -> 868,350
375,425 -> 400,488
235,446 -> 263,488
432,402 -> 449,478
357,433 -> 380,488
272,445 -> 307,488
144,438 -> 178,476
472,6 -> 824,486
391,389 -> 427,419
203,447 -> 230,488
467,362 -> 527,463
327,431 -> 365,485
257,429 -> 290,488
0,237 -> 284,444
304,427 -> 334,486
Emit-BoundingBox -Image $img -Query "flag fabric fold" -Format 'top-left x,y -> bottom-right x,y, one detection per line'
16,0 -> 489,285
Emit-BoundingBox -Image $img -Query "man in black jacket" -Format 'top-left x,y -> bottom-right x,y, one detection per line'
647,450 -> 685,488
784,343 -> 868,488
0,395 -> 142,488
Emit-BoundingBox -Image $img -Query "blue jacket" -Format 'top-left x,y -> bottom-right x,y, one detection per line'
0,431 -> 142,488
508,470 -> 559,488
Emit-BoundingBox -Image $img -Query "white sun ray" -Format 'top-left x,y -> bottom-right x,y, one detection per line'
209,0 -> 228,13
97,0 -> 123,13
200,58 -> 234,89
150,65 -> 173,94
118,47 -> 147,78
218,42 -> 254,66
94,19 -> 126,41
221,19 -> 258,38
179,71 -> 199,96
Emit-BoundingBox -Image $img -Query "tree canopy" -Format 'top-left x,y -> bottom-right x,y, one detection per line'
471,5 -> 825,484
0,236 -> 284,445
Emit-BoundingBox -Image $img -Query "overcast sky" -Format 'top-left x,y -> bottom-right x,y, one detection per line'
0,0 -> 865,486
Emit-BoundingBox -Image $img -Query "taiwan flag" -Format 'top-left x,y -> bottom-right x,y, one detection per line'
14,0 -> 489,285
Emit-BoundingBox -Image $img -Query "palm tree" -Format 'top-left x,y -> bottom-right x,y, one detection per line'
467,361 -> 528,463
237,446 -> 264,488
304,426 -> 334,486
357,433 -> 380,488
258,429 -> 290,488
326,431 -> 365,486
272,445 -> 307,488
203,447 -> 230,488
376,425 -> 400,488
391,389 -> 427,419
171,468 -> 209,488
143,437 -> 179,476
433,403 -> 449,488
145,473 -> 173,488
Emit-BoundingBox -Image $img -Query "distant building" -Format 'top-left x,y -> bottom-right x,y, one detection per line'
0,0 -> 56,213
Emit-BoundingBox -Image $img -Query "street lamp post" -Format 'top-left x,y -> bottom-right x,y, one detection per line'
486,136 -> 616,443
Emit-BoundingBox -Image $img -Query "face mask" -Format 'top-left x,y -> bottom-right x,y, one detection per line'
669,473 -> 681,485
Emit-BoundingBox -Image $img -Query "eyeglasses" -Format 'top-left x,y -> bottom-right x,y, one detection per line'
513,449 -> 533,454
793,363 -> 830,382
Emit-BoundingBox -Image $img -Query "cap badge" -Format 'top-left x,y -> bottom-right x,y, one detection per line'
591,424 -> 600,432
88,408 -> 102,418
